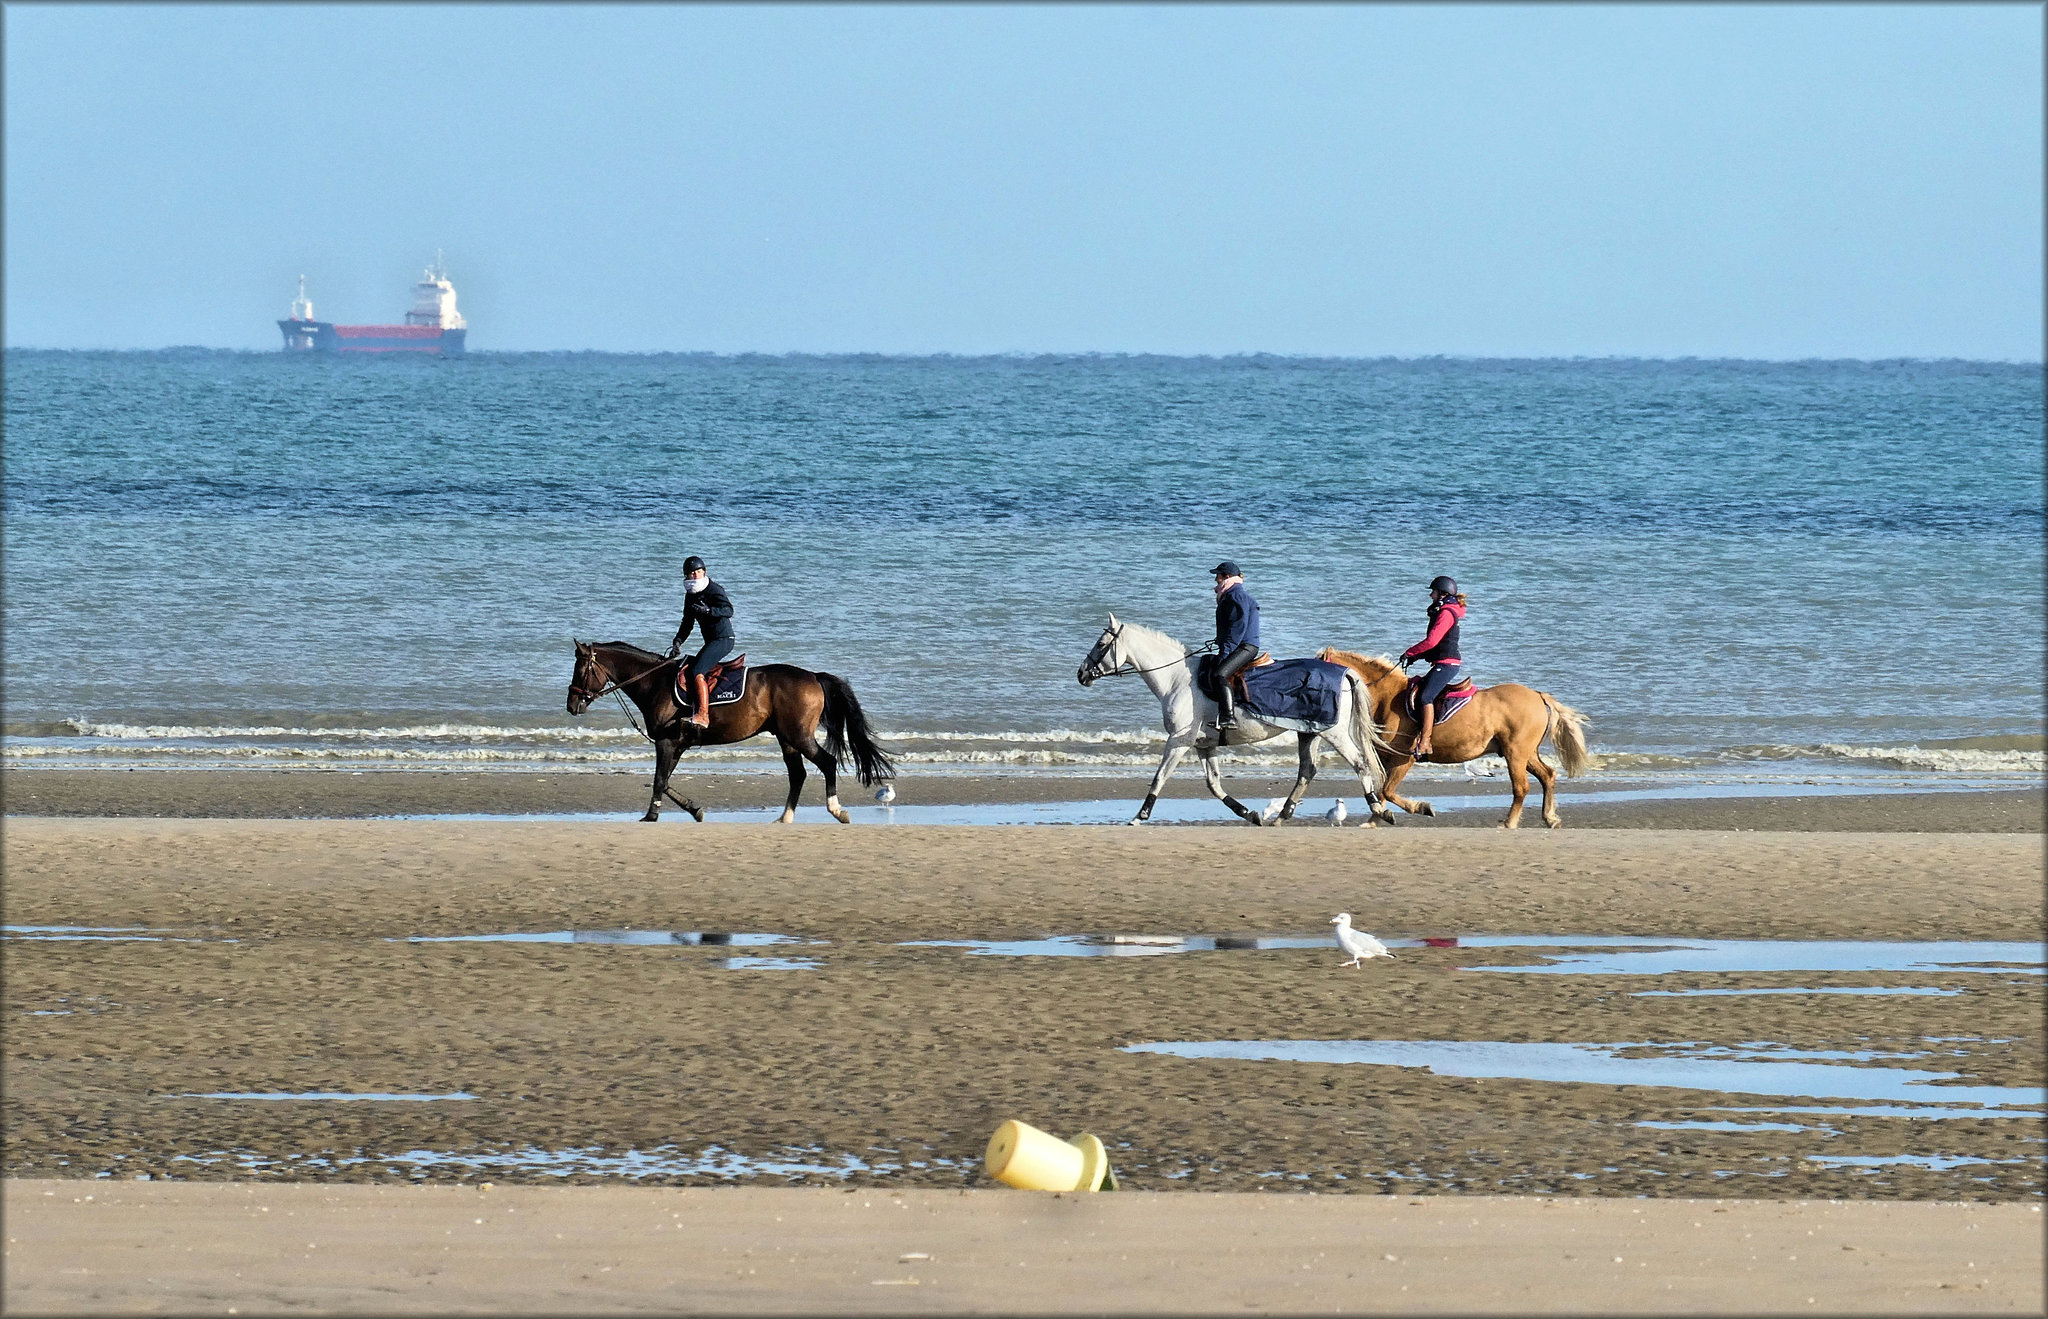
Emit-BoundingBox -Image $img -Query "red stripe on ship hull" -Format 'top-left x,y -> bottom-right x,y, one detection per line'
333,324 -> 445,339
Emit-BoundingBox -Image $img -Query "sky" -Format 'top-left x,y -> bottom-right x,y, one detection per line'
4,3 -> 2041,357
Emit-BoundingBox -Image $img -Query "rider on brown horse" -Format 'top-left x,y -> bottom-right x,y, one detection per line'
666,554 -> 735,728
1400,574 -> 1467,758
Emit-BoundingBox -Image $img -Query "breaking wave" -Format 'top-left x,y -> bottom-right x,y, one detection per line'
2,719 -> 2040,776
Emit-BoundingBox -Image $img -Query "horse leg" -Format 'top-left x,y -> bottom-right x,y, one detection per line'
1277,732 -> 1318,821
1131,740 -> 1192,825
775,738 -> 808,824
1201,750 -> 1263,825
1521,733 -> 1562,828
804,738 -> 851,824
1501,751 -> 1531,829
644,738 -> 679,822
1376,757 -> 1433,817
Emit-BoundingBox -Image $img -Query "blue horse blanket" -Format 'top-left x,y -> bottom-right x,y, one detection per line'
1240,658 -> 1348,731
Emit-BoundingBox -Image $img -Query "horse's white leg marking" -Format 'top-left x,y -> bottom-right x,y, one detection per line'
826,792 -> 850,824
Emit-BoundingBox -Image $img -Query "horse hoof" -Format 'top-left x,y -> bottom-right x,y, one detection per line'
689,809 -> 706,823
1415,802 -> 1436,817
833,811 -> 852,824
1546,818 -> 1562,830
640,813 -> 659,823
1127,817 -> 1145,827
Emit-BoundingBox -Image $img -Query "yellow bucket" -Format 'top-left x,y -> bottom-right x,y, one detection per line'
984,1119 -> 1116,1192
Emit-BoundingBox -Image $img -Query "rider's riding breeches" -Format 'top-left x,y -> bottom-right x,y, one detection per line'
685,637 -> 735,680
1214,641 -> 1259,719
1416,660 -> 1462,713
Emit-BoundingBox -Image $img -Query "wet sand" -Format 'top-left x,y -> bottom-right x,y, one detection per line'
6,820 -> 2040,1191
7,1181 -> 2041,1314
4,766 -> 2042,831
6,817 -> 2041,1312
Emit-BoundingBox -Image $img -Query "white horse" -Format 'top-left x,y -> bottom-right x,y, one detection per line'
1076,615 -> 1391,826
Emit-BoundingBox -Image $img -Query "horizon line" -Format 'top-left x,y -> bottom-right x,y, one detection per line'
6,346 -> 2043,367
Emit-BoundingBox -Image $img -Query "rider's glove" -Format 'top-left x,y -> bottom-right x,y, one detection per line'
666,644 -> 681,660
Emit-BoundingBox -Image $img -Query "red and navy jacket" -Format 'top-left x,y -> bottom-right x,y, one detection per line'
1403,598 -> 1464,666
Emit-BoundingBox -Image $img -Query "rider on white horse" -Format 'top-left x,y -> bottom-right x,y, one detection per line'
1210,561 -> 1261,731
1077,615 -> 1389,827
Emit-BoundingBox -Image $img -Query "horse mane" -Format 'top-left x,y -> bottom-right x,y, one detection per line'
592,639 -> 667,663
1114,618 -> 1187,653
1318,647 -> 1404,682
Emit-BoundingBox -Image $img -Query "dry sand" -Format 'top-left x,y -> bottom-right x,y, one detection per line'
6,1181 -> 2041,1314
5,814 -> 2042,1313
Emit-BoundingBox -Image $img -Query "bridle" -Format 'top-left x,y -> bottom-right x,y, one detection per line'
1078,624 -> 1214,684
570,647 -> 678,742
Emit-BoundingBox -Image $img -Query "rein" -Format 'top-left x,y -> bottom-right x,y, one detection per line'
574,652 -> 679,743
1087,633 -> 1215,681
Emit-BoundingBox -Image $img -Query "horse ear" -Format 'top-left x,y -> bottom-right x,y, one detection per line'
1107,612 -> 1119,628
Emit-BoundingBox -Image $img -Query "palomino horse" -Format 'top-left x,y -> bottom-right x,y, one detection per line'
1078,616 -> 1388,826
1317,649 -> 1592,829
566,640 -> 894,823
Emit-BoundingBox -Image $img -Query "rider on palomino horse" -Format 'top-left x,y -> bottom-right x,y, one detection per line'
1400,575 -> 1467,758
666,554 -> 735,728
1210,561 -> 1261,731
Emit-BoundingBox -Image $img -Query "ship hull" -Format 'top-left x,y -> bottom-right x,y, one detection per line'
279,321 -> 465,355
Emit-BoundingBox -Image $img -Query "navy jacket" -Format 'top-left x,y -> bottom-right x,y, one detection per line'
1214,582 -> 1261,653
671,580 -> 736,651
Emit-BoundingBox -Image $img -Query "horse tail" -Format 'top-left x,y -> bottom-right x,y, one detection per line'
816,671 -> 896,787
1343,670 -> 1388,791
1540,694 -> 1595,777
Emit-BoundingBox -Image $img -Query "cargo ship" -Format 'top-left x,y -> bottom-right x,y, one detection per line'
278,257 -> 467,354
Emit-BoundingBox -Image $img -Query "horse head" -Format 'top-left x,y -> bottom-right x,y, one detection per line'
1077,615 -> 1127,687
566,638 -> 605,715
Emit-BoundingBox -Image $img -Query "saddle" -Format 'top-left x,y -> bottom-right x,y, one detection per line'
674,653 -> 748,706
1195,650 -> 1273,704
1402,673 -> 1477,724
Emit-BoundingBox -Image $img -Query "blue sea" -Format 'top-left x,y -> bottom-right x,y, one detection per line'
4,351 -> 2042,785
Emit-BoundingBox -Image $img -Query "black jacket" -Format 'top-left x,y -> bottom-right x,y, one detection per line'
671,580 -> 735,651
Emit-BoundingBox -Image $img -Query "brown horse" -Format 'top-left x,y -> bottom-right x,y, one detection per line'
567,640 -> 894,823
1317,649 -> 1593,829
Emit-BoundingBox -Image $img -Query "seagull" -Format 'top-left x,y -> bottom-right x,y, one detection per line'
875,784 -> 896,804
1260,798 -> 1284,825
1463,760 -> 1498,781
1331,913 -> 1393,967
1324,800 -> 1347,826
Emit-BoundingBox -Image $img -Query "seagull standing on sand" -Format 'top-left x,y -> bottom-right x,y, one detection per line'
1261,798 -> 1284,825
1324,800 -> 1347,826
875,784 -> 896,805
1331,913 -> 1393,967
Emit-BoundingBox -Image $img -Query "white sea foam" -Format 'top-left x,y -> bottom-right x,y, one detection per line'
3,720 -> 2040,776
1804,743 -> 2045,774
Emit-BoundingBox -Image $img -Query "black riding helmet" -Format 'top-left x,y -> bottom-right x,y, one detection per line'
1429,575 -> 1458,596
683,555 -> 707,575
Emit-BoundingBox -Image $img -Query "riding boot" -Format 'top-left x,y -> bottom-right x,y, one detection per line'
688,673 -> 712,728
1216,683 -> 1239,731
1415,703 -> 1436,760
